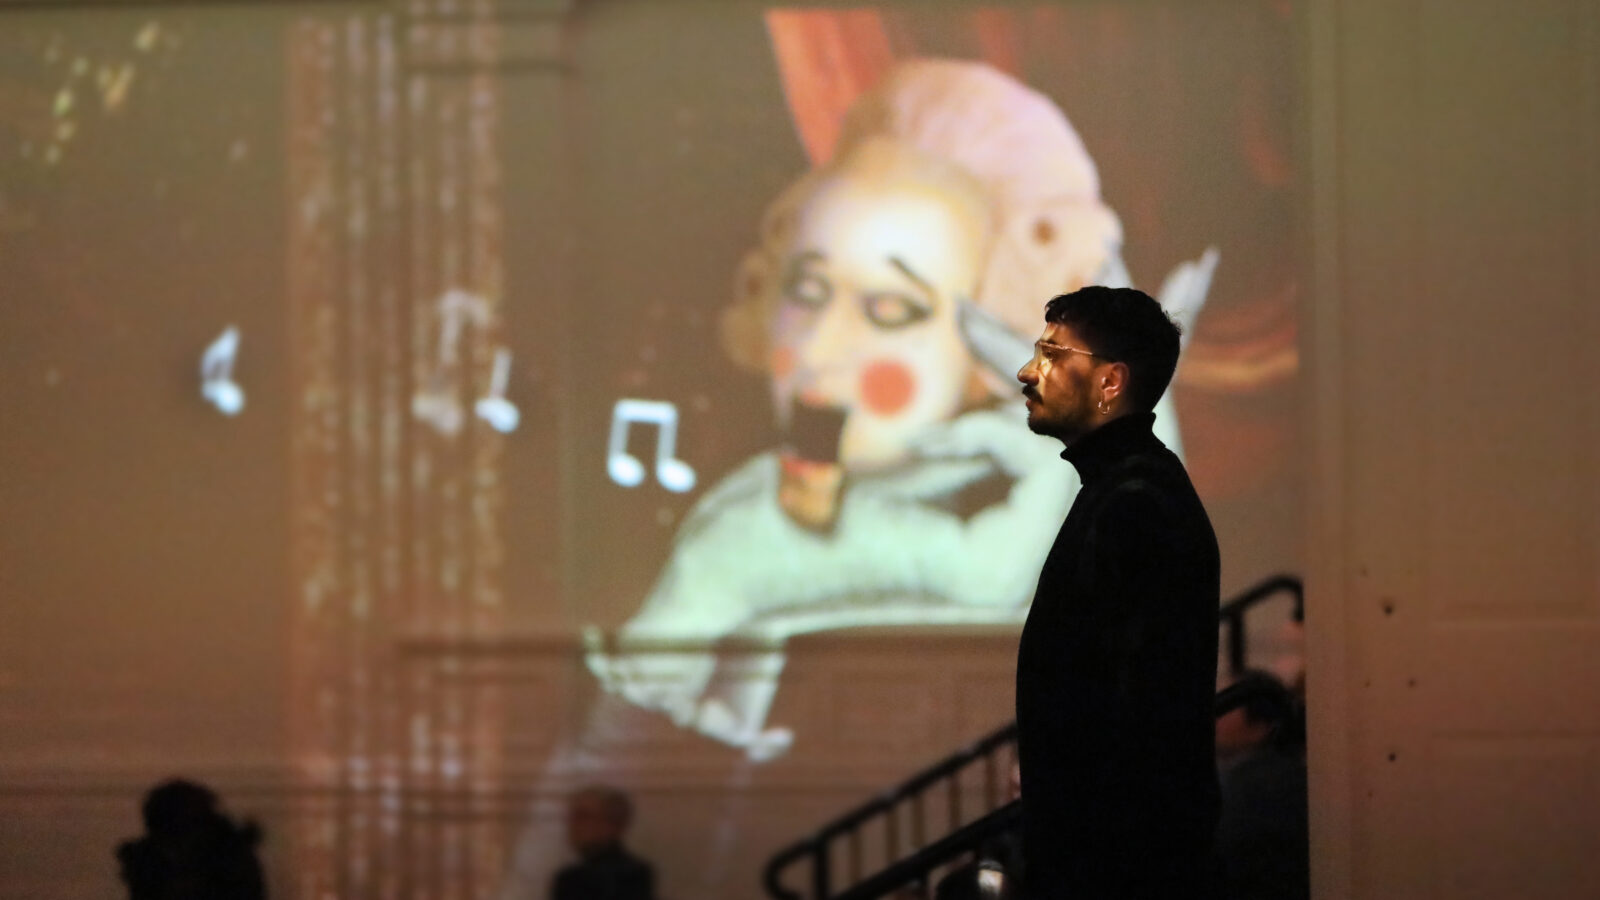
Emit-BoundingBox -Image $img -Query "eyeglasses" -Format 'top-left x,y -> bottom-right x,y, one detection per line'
1029,339 -> 1102,365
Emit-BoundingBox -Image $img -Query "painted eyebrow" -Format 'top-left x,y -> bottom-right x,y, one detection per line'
887,256 -> 936,300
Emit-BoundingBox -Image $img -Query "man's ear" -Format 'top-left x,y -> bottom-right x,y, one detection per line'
1100,361 -> 1131,406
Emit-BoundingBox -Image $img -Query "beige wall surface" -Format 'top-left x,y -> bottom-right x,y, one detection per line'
1305,0 -> 1600,898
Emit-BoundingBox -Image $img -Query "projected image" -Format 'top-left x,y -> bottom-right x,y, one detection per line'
582,58 -> 1220,760
0,3 -> 1299,897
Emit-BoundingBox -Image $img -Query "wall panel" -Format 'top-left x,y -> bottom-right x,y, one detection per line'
1310,0 -> 1600,897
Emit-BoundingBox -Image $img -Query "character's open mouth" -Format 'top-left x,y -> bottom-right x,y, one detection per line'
783,401 -> 847,464
777,402 -> 849,534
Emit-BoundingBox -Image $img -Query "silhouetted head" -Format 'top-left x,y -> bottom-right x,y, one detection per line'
141,779 -> 220,839
121,779 -> 264,900
565,785 -> 633,857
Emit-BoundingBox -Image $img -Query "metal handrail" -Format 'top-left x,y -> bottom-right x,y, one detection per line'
1218,573 -> 1303,677
762,574 -> 1304,900
831,801 -> 1022,900
762,724 -> 1017,900
825,682 -> 1278,900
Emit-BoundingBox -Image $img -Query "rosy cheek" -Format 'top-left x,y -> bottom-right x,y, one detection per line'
770,345 -> 796,380
858,359 -> 915,417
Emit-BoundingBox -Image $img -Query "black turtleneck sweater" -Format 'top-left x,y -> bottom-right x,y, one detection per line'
1016,412 -> 1221,898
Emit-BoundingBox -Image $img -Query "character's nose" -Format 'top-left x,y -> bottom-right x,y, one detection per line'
796,297 -> 857,374
1017,359 -> 1039,385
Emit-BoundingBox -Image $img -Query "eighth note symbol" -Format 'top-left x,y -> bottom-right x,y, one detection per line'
200,325 -> 244,416
412,288 -> 492,436
607,399 -> 696,493
474,348 -> 520,434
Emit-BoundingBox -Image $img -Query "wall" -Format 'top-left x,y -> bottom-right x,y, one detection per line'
1305,0 -> 1600,897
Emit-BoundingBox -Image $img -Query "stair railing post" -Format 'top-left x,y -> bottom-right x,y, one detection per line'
911,792 -> 926,849
983,752 -> 999,811
812,839 -> 831,900
947,771 -> 961,833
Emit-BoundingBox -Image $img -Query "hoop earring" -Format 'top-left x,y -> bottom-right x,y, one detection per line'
1096,398 -> 1111,415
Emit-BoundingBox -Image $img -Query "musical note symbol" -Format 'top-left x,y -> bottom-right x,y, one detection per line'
412,289 -> 492,436
200,325 -> 244,416
474,347 -> 520,434
412,382 -> 463,435
607,399 -> 696,493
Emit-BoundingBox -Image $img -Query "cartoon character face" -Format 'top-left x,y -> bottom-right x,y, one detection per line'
766,138 -> 989,471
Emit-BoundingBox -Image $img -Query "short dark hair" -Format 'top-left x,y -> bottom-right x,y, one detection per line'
1043,286 -> 1181,413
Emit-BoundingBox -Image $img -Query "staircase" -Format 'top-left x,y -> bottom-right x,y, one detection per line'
762,574 -> 1304,900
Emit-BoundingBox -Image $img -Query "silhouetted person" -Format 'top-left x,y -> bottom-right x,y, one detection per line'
550,786 -> 655,900
1214,671 -> 1309,900
1014,287 -> 1221,899
116,779 -> 265,900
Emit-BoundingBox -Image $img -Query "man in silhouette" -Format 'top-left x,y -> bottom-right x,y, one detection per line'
1014,286 -> 1221,899
550,785 -> 655,900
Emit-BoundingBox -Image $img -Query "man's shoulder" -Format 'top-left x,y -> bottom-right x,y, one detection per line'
1090,450 -> 1215,553
552,850 -> 655,900
615,847 -> 653,874
595,846 -> 655,881
1094,460 -> 1184,512
1102,446 -> 1203,506
1113,440 -> 1191,482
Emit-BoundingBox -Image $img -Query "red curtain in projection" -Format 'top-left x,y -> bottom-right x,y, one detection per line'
286,10 -> 509,900
765,8 -> 1022,166
765,9 -> 898,166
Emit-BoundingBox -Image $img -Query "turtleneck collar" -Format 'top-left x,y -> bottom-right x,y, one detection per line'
1060,411 -> 1162,485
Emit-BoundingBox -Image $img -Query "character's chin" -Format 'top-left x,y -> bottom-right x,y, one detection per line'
836,435 -> 917,473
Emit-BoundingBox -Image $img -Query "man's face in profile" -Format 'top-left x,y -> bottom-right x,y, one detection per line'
1017,322 -> 1101,444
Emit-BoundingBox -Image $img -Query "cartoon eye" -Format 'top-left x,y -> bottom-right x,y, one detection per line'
861,291 -> 932,329
781,255 -> 831,310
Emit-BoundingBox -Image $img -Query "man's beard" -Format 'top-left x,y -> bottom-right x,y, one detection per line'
1024,404 -> 1051,436
1026,398 -> 1090,444
1023,389 -> 1052,433
1024,403 -> 1069,440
